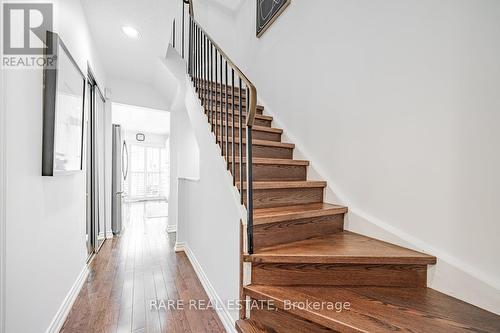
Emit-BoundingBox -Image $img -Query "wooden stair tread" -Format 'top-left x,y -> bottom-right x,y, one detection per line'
238,181 -> 327,190
233,157 -> 309,166
245,231 -> 436,264
218,137 -> 294,149
235,319 -> 269,333
212,122 -> 282,134
206,106 -> 272,120
244,285 -> 500,333
254,202 -> 346,225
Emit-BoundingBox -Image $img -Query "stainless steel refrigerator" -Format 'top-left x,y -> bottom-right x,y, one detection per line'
112,124 -> 128,234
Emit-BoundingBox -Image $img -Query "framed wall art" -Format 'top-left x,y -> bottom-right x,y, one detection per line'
42,31 -> 86,176
256,0 -> 291,37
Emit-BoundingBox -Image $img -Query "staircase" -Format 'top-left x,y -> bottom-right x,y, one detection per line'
185,10 -> 500,333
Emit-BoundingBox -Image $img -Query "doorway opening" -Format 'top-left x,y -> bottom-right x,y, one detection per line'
111,102 -> 170,236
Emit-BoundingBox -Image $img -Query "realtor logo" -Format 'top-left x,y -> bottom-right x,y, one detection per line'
3,3 -> 53,55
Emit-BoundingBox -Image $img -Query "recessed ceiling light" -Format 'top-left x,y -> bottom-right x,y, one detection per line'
122,26 -> 140,39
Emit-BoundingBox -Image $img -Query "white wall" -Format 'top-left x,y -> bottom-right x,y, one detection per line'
107,77 -> 172,111
164,48 -> 240,332
0,3 -> 6,330
3,0 -> 107,332
192,0 -> 500,313
176,81 -> 241,333
123,130 -> 169,148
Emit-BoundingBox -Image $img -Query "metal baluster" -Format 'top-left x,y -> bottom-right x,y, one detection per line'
181,3 -> 185,59
225,61 -> 229,168
197,25 -> 200,91
189,17 -> 192,76
201,34 -> 205,106
239,78 -> 243,203
194,24 -> 197,88
210,43 -> 213,127
205,36 -> 209,113
246,86 -> 254,254
231,69 -> 235,184
172,19 -> 176,49
197,26 -> 201,95
212,48 -> 219,143
219,54 -> 223,154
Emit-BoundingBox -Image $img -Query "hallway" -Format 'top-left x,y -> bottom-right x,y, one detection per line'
61,203 -> 226,333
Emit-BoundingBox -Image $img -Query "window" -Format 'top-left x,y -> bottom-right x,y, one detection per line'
126,144 -> 169,200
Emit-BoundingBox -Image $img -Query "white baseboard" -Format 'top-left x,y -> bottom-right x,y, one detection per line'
106,231 -> 114,239
166,224 -> 177,233
45,265 -> 90,333
174,241 -> 185,252
181,244 -> 237,333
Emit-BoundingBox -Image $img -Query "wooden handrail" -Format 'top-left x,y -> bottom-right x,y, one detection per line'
186,2 -> 257,127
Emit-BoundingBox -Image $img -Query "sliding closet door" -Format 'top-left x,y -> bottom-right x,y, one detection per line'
85,81 -> 94,259
87,69 -> 107,255
95,92 -> 106,250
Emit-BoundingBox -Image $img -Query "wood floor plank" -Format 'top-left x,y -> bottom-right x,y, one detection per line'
61,202 -> 225,333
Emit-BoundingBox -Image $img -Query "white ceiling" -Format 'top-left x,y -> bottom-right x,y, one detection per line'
112,103 -> 170,134
81,0 -> 174,85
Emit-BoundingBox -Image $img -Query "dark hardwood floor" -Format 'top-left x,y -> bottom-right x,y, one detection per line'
61,202 -> 226,333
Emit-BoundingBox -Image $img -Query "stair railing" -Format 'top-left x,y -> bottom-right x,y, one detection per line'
185,1 -> 257,254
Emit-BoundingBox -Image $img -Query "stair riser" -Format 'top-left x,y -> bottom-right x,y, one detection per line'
209,111 -> 272,127
253,214 -> 344,250
243,187 -> 324,209
230,163 -> 307,182
211,123 -> 281,141
195,83 -> 247,96
223,143 -> 293,159
251,263 -> 427,287
250,307 -> 333,333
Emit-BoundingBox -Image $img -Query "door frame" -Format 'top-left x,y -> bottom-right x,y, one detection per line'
87,66 -> 106,256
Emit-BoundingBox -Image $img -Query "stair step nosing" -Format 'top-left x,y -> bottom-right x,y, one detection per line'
231,158 -> 309,166
254,207 -> 347,225
211,122 -> 282,134
244,254 -> 436,265
238,181 -> 327,190
218,138 -> 294,148
206,108 -> 273,120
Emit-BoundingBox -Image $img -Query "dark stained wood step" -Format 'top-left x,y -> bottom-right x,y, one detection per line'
249,307 -> 333,333
195,79 -> 247,95
245,285 -> 500,333
206,106 -> 272,119
254,203 -> 346,225
253,203 -> 346,250
203,99 -> 264,114
221,138 -> 294,159
199,88 -> 247,100
245,231 -> 437,265
251,263 -> 427,287
211,122 -> 282,141
230,158 -> 308,181
235,319 -> 270,333
239,181 -> 326,209
207,107 -> 272,127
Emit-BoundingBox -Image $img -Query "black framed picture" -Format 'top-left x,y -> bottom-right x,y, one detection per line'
42,31 -> 86,176
256,0 -> 291,37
